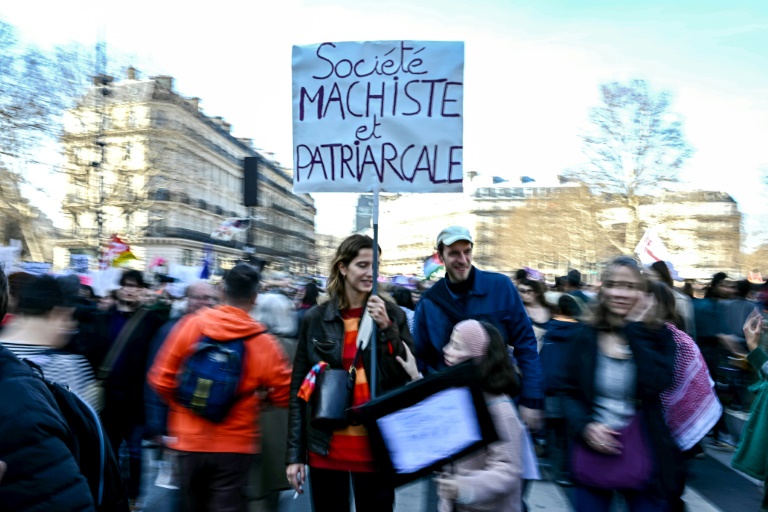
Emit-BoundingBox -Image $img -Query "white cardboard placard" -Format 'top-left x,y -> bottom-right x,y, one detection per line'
292,40 -> 464,193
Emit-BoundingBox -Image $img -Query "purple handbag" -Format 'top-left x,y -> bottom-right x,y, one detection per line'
571,414 -> 653,490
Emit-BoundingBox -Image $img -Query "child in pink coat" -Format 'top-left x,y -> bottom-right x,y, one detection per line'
398,319 -> 524,511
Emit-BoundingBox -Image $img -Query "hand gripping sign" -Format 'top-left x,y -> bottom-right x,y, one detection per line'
292,40 -> 464,193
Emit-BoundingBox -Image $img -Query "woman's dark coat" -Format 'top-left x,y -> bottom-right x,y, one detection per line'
286,298 -> 414,465
562,322 -> 680,498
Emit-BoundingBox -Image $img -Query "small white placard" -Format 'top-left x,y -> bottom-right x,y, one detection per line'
376,387 -> 482,473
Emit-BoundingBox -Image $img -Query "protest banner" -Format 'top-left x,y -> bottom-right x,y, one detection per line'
355,361 -> 498,486
292,40 -> 464,193
70,254 -> 90,274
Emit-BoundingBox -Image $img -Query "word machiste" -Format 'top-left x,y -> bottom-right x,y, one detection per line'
298,78 -> 462,121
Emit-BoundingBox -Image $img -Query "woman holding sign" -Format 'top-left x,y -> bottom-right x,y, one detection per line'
285,234 -> 414,512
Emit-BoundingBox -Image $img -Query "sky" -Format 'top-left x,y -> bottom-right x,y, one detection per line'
2,0 -> 767,246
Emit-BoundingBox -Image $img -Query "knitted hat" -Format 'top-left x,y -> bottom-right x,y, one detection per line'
452,320 -> 490,361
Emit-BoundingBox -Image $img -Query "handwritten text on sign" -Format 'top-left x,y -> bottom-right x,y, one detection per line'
292,41 -> 464,193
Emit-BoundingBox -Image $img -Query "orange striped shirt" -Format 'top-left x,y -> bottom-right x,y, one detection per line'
309,307 -> 375,472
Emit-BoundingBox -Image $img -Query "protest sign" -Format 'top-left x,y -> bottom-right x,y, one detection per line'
292,40 -> 464,193
70,254 -> 90,274
22,262 -> 52,275
355,361 -> 497,486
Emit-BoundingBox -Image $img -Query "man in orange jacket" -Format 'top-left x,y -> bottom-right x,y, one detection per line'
149,263 -> 292,512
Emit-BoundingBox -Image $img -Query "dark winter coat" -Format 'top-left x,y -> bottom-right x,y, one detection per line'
286,298 -> 414,465
413,268 -> 544,409
101,306 -> 169,425
540,319 -> 581,395
144,317 -> 181,438
0,345 -> 95,511
562,323 -> 680,498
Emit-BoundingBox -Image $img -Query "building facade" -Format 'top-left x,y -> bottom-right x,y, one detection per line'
57,70 -> 315,274
377,176 -> 742,279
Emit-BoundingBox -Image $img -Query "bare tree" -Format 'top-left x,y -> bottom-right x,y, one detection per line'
564,80 -> 692,252
488,185 -> 618,275
0,19 -> 142,257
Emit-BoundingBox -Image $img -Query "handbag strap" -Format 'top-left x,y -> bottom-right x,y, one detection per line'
97,308 -> 149,381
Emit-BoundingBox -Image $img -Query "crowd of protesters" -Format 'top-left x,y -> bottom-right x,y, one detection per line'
0,225 -> 766,512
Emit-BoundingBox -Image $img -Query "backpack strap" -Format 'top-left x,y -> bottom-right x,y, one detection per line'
208,331 -> 267,394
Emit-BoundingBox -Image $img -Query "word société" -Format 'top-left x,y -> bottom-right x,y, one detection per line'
311,41 -> 428,80
298,41 -> 463,121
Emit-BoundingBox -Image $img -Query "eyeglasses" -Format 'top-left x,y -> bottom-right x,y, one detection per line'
518,289 -> 534,294
603,281 -> 643,291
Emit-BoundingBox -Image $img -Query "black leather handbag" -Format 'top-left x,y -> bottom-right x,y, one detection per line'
310,361 -> 358,431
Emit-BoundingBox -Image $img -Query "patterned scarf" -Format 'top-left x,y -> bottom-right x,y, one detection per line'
660,323 -> 723,451
298,361 -> 330,402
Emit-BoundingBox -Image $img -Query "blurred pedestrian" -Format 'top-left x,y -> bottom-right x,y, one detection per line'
724,279 -> 759,345
150,264 -> 292,512
540,294 -> 582,487
694,272 -> 742,449
2,271 -> 34,327
398,319 -> 523,511
145,281 -> 219,494
651,282 -> 721,511
563,256 -> 677,511
518,278 -> 552,349
565,269 -> 592,310
296,281 -> 319,332
391,285 -> 416,333
0,275 -> 101,411
650,261 -> 696,338
100,269 -> 169,510
733,298 -> 768,511
514,268 -> 528,287
286,234 -> 413,512
252,292 -> 300,511
0,269 -> 97,510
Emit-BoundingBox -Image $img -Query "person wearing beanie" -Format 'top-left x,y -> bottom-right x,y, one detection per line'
397,320 -> 524,512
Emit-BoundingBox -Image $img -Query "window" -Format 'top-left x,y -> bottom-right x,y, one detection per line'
124,143 -> 132,161
154,111 -> 167,127
182,249 -> 195,266
127,109 -> 136,128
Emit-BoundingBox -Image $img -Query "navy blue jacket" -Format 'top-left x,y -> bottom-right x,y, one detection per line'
144,317 -> 181,438
413,267 -> 545,408
0,345 -> 95,511
540,319 -> 581,394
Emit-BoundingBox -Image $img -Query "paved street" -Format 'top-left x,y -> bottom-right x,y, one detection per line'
137,440 -> 763,511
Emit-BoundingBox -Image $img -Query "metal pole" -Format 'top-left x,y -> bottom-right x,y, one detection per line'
370,189 -> 380,398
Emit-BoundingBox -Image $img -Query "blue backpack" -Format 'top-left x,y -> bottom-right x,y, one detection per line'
176,334 -> 262,423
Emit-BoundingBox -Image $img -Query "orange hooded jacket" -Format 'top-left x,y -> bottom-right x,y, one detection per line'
149,305 -> 292,454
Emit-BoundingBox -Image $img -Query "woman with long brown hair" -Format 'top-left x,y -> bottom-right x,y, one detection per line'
562,256 -> 678,511
285,234 -> 414,511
